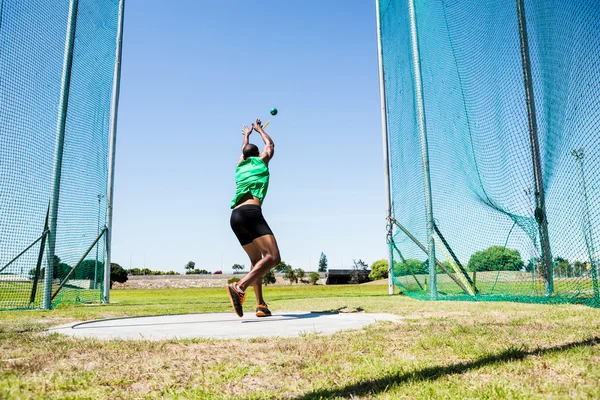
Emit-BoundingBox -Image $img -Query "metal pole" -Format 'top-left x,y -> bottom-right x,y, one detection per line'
94,194 -> 102,289
104,0 -> 126,303
43,0 -> 80,310
375,0 -> 395,295
516,0 -> 553,296
572,148 -> 599,300
408,0 -> 437,299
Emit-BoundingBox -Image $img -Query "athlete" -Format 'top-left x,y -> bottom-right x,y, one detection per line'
227,118 -> 281,318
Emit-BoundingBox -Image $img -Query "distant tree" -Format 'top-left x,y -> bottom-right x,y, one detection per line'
467,246 -> 524,272
274,261 -> 290,273
140,268 -> 153,276
393,259 -> 427,276
110,263 -> 128,288
34,256 -> 72,282
353,259 -> 368,270
318,253 -> 328,273
295,268 -> 305,280
165,270 -> 179,275
573,261 -> 585,277
554,257 -> 571,278
350,260 -> 371,284
128,268 -> 142,276
186,268 -> 211,275
232,264 -> 244,274
369,259 -> 389,281
283,265 -> 297,284
185,261 -> 196,272
309,272 -> 320,285
262,269 -> 277,286
77,259 -> 104,280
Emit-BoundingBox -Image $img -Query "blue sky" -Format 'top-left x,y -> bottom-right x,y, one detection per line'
112,1 -> 387,273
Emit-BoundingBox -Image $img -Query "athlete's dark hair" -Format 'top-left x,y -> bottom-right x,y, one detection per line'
243,144 -> 260,160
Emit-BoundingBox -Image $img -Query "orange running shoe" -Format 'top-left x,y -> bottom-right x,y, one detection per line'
256,303 -> 272,317
226,283 -> 246,317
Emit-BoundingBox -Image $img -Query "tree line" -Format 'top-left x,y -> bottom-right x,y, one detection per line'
368,245 -> 597,280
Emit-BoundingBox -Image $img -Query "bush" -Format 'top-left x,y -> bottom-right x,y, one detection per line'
467,246 -> 524,272
393,259 -> 427,276
274,261 -> 291,273
369,259 -> 388,280
186,269 -> 211,275
262,270 -> 276,286
283,266 -> 297,284
309,272 -> 320,284
227,277 -> 240,284
110,263 -> 128,288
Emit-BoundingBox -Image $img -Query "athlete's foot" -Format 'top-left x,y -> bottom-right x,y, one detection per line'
227,283 -> 246,317
256,303 -> 272,317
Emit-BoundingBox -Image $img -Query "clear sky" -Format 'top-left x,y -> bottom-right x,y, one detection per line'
112,0 -> 387,274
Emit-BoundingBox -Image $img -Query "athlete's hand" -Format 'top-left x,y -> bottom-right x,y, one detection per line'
252,119 -> 263,132
241,124 -> 252,136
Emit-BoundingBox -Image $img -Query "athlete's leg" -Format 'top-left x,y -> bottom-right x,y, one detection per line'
241,242 -> 266,305
237,234 -> 280,292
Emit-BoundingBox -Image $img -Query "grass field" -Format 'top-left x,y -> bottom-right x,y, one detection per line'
1,283 -> 599,399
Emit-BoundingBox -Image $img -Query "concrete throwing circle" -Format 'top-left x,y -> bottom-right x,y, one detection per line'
49,312 -> 400,341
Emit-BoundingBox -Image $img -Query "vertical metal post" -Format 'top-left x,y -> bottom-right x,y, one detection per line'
43,0 -> 80,310
375,0 -> 395,295
516,0 -> 553,295
408,0 -> 437,299
94,194 -> 102,289
572,148 -> 599,300
104,0 -> 126,303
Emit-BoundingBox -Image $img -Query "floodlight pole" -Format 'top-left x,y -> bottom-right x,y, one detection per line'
516,0 -> 553,296
375,0 -> 394,295
43,0 -> 80,310
104,0 -> 126,303
408,0 -> 437,299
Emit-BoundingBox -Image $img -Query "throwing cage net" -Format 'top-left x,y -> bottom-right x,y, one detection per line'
0,0 -> 119,309
379,0 -> 600,307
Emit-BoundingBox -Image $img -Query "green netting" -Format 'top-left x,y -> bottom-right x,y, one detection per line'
379,0 -> 600,307
0,0 -> 118,310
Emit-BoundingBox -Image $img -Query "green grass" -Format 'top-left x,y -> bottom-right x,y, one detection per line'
1,284 -> 600,399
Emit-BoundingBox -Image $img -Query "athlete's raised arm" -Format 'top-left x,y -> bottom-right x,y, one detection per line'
252,119 -> 274,164
237,124 -> 253,165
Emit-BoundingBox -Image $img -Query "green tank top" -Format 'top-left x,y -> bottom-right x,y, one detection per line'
230,157 -> 270,208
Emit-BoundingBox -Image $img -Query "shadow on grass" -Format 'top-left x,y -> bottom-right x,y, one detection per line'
292,336 -> 600,400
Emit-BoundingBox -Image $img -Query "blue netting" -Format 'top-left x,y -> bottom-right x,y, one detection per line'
379,0 -> 600,306
0,0 -> 118,309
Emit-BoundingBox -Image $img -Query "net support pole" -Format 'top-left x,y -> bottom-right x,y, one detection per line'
375,0 -> 394,295
408,0 -> 437,299
572,148 -> 599,301
104,0 -> 126,304
516,0 -> 553,296
43,0 -> 80,310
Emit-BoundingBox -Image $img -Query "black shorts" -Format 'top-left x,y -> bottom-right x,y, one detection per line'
230,205 -> 274,246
